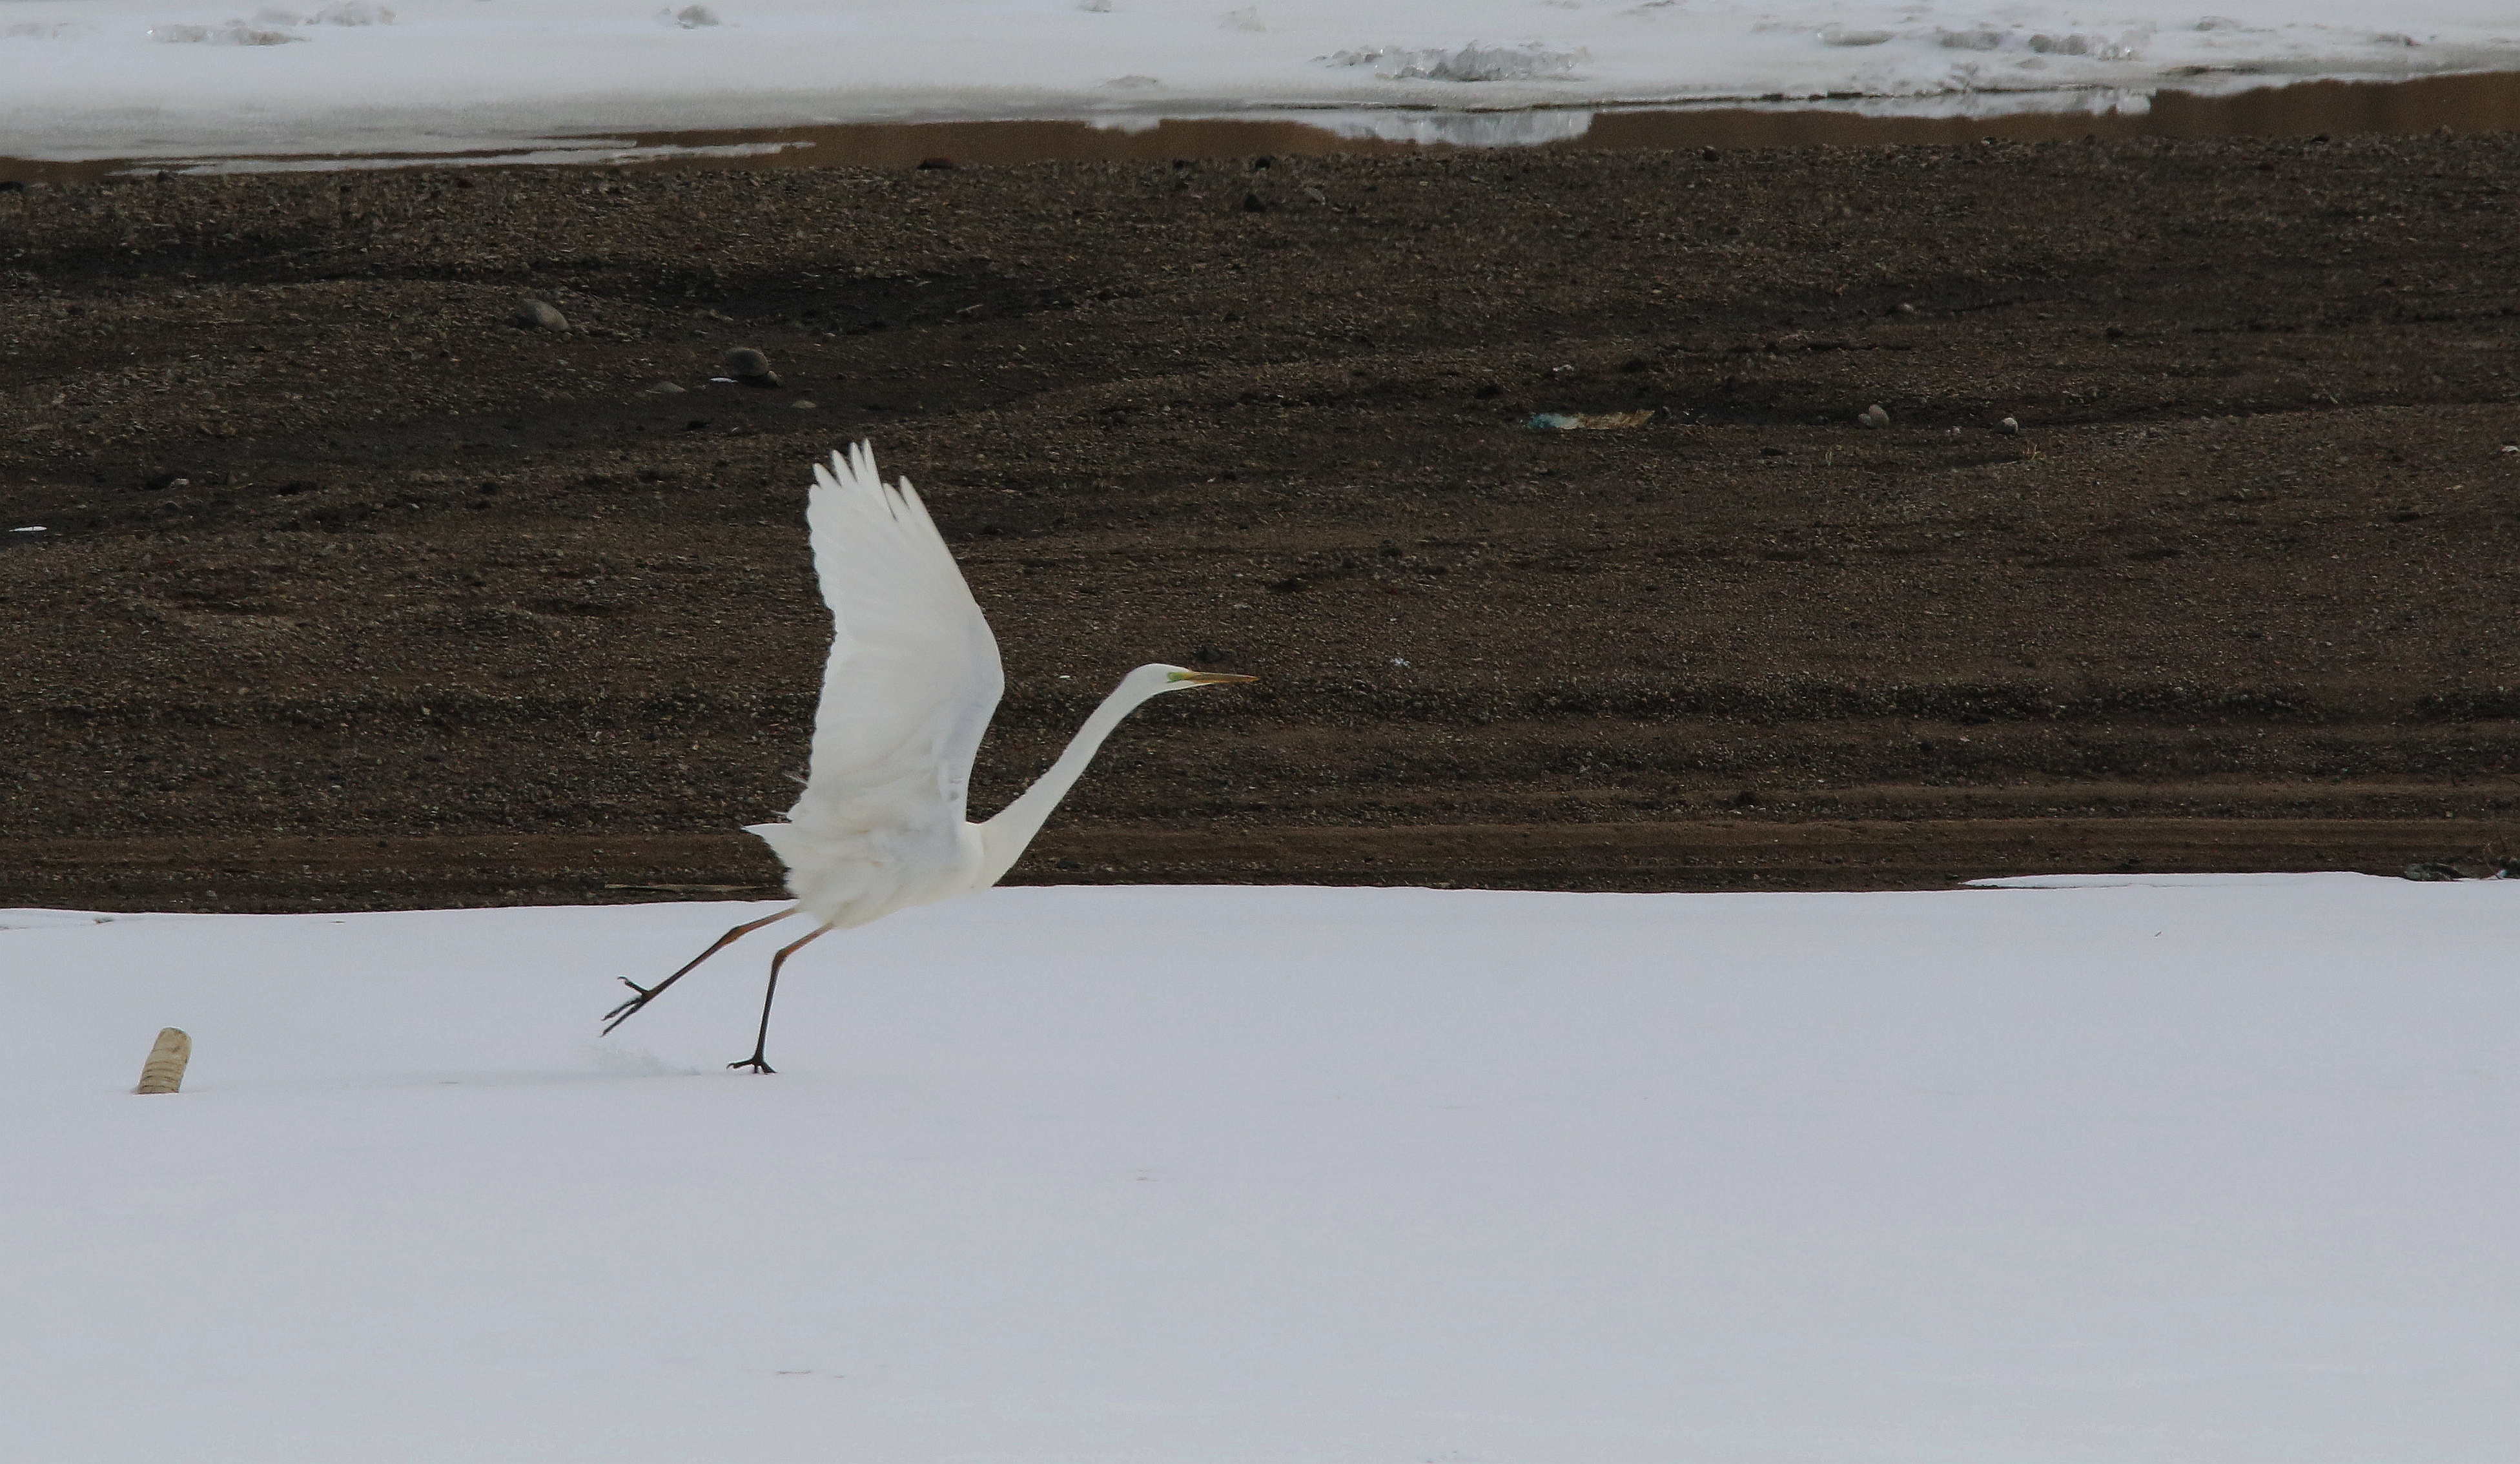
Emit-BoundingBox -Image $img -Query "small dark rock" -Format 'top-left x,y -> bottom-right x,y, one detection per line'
916,156 -> 956,170
1473,382 -> 1502,399
721,347 -> 781,387
1242,191 -> 1268,212
141,473 -> 192,491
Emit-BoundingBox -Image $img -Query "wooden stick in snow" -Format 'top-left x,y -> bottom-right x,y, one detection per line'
136,1029 -> 191,1094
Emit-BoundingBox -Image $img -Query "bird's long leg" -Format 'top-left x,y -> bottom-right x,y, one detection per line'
602,907 -> 800,1033
729,922 -> 834,1075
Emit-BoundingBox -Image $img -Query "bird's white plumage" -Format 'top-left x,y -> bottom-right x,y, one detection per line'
745,444 -> 1003,927
602,441 -> 1247,1069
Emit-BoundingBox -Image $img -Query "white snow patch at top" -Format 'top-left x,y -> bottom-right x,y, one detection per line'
3,0 -> 2517,161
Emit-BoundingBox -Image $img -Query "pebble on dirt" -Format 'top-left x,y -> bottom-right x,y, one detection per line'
722,347 -> 781,387
1859,404 -> 1890,428
1999,416 -> 2022,435
515,298 -> 568,331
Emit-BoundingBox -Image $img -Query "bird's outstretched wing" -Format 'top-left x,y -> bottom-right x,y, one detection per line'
754,443 -> 1003,868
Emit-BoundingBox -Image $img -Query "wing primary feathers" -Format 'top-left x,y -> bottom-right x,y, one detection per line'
764,441 -> 1007,915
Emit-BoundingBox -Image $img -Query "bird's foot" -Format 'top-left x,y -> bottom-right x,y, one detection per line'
728,1056 -> 777,1075
600,977 -> 658,1031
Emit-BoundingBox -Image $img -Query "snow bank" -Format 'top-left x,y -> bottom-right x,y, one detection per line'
1,0 -> 2515,161
6,876 -> 2518,1461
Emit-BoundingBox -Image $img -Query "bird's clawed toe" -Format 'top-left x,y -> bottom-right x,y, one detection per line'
728,1057 -> 777,1075
600,978 -> 659,1027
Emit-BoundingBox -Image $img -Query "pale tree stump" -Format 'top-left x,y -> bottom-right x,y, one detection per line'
135,1029 -> 191,1095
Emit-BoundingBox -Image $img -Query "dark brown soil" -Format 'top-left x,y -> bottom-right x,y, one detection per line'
6,132 -> 2520,912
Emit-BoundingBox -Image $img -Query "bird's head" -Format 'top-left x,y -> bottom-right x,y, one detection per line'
1127,663 -> 1258,699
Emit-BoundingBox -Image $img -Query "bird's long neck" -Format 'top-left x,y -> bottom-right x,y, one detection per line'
975,678 -> 1162,885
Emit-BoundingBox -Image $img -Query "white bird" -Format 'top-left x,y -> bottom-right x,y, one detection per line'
602,442 -> 1254,1071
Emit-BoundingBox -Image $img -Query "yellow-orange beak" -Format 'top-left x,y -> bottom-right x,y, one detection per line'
1169,671 -> 1258,686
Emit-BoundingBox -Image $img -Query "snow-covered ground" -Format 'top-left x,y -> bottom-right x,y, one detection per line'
1,0 -> 2517,162
8,875 -> 2517,1462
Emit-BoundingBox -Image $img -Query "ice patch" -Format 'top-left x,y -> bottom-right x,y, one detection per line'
242,1 -> 398,24
149,20 -> 302,43
1936,23 -> 2149,59
308,1 -> 393,24
143,139 -> 805,174
1967,871 -> 2388,889
1315,107 -> 1596,146
1320,41 -> 1590,81
148,3 -> 386,43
